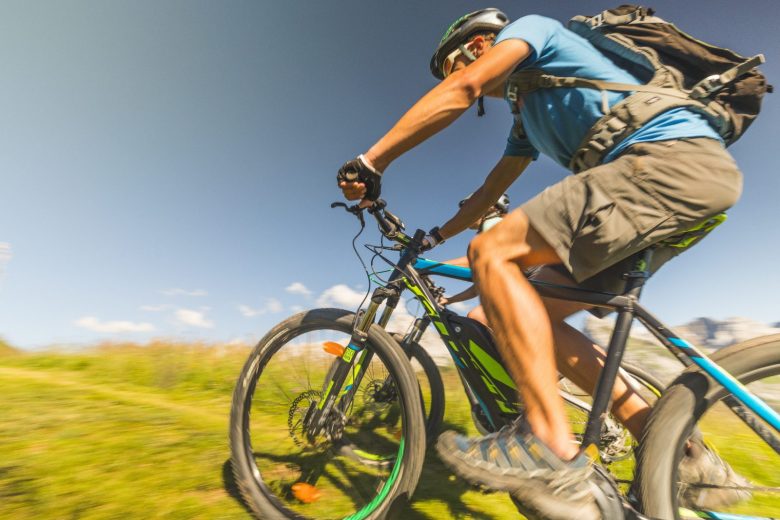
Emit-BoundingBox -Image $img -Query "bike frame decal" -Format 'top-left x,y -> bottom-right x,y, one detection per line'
402,269 -> 519,420
433,320 -> 448,335
468,339 -> 517,391
318,380 -> 334,410
403,277 -> 470,371
447,341 -> 466,368
340,350 -> 369,397
668,337 -> 780,431
413,258 -> 473,281
472,391 -> 498,430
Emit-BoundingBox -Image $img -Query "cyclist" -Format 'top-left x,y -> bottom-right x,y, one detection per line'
337,8 -> 746,517
438,193 -> 509,325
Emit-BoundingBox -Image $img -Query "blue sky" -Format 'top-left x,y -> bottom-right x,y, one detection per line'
1,1 -> 778,349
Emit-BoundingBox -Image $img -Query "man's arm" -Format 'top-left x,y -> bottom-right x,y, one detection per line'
340,39 -> 532,203
438,154 -> 531,240
442,284 -> 480,306
440,255 -> 470,267
366,39 -> 530,172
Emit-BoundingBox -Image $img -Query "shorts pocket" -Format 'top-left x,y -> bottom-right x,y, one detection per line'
569,182 -> 626,280
608,160 -> 672,237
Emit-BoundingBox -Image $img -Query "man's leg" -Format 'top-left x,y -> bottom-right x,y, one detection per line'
436,208 -> 603,519
532,267 -> 652,440
466,263 -> 653,439
468,208 -> 578,460
466,305 -> 487,325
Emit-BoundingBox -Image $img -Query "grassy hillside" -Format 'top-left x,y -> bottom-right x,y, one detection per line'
0,337 -> 18,356
0,340 -> 776,518
0,342 -> 521,519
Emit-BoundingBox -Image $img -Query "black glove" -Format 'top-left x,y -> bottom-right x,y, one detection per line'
337,154 -> 383,201
421,226 -> 445,251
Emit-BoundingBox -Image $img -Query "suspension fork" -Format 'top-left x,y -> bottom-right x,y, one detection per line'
305,286 -> 400,439
336,284 -> 406,413
305,230 -> 426,440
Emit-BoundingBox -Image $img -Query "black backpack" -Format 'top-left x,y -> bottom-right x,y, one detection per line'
505,5 -> 772,172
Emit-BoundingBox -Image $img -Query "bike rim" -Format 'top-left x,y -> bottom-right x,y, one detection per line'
241,325 -> 409,519
674,365 -> 780,519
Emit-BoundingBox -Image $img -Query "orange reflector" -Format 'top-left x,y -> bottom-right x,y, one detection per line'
323,341 -> 345,356
292,482 -> 322,503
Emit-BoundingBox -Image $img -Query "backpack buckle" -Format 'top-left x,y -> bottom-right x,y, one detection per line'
506,85 -> 521,114
691,74 -> 723,99
538,75 -> 557,88
589,13 -> 605,28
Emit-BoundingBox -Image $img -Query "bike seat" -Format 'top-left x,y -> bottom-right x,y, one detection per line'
657,213 -> 727,250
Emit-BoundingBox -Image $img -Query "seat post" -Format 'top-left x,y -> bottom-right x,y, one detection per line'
580,248 -> 654,454
621,247 -> 654,299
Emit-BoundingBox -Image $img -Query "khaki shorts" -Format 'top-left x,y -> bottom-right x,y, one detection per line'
522,138 -> 742,299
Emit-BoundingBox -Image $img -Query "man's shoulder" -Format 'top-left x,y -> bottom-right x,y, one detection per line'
502,14 -> 563,34
498,15 -> 565,48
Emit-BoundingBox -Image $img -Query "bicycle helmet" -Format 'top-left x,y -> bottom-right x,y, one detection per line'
430,8 -> 510,80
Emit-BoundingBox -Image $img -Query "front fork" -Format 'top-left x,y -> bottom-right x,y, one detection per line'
304,284 -> 404,441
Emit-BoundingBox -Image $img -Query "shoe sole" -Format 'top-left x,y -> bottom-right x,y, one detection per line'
436,432 -> 602,520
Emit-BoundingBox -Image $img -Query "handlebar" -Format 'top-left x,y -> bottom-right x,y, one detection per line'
331,199 -> 425,252
332,199 -> 448,299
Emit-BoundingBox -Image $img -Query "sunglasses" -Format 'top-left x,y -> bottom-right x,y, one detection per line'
442,46 -> 466,78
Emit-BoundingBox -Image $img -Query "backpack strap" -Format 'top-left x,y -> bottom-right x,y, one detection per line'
505,53 -> 765,171
584,5 -> 653,29
569,92 -> 705,173
506,69 -> 693,118
691,54 -> 765,99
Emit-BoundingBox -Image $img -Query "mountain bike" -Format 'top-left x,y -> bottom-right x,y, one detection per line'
230,200 -> 779,520
377,249 -> 662,459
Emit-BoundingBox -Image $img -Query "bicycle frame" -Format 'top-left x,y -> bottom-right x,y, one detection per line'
316,203 -> 779,468
411,252 -> 780,456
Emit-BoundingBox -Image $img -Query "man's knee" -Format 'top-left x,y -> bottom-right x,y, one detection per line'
467,215 -> 531,270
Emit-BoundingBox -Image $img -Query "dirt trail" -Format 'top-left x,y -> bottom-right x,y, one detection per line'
0,366 -> 226,427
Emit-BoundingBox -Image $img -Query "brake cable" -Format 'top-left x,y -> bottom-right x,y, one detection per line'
331,202 -> 378,331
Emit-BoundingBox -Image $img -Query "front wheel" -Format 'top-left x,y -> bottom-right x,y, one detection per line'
230,308 -> 426,520
636,335 -> 780,519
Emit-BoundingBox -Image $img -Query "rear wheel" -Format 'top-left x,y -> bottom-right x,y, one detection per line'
230,308 -> 426,520
391,333 -> 445,445
636,335 -> 780,519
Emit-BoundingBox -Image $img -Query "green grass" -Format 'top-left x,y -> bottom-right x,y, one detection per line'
0,341 -> 776,519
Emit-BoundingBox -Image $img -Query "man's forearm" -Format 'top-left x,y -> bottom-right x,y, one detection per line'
365,76 -> 479,172
439,155 -> 531,239
447,285 -> 479,304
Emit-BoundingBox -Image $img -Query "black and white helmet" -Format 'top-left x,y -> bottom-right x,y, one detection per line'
430,8 -> 510,80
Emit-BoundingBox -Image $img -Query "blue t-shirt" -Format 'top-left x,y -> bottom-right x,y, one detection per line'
496,15 -> 721,169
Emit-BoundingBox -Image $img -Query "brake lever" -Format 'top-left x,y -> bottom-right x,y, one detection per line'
331,201 -> 365,226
